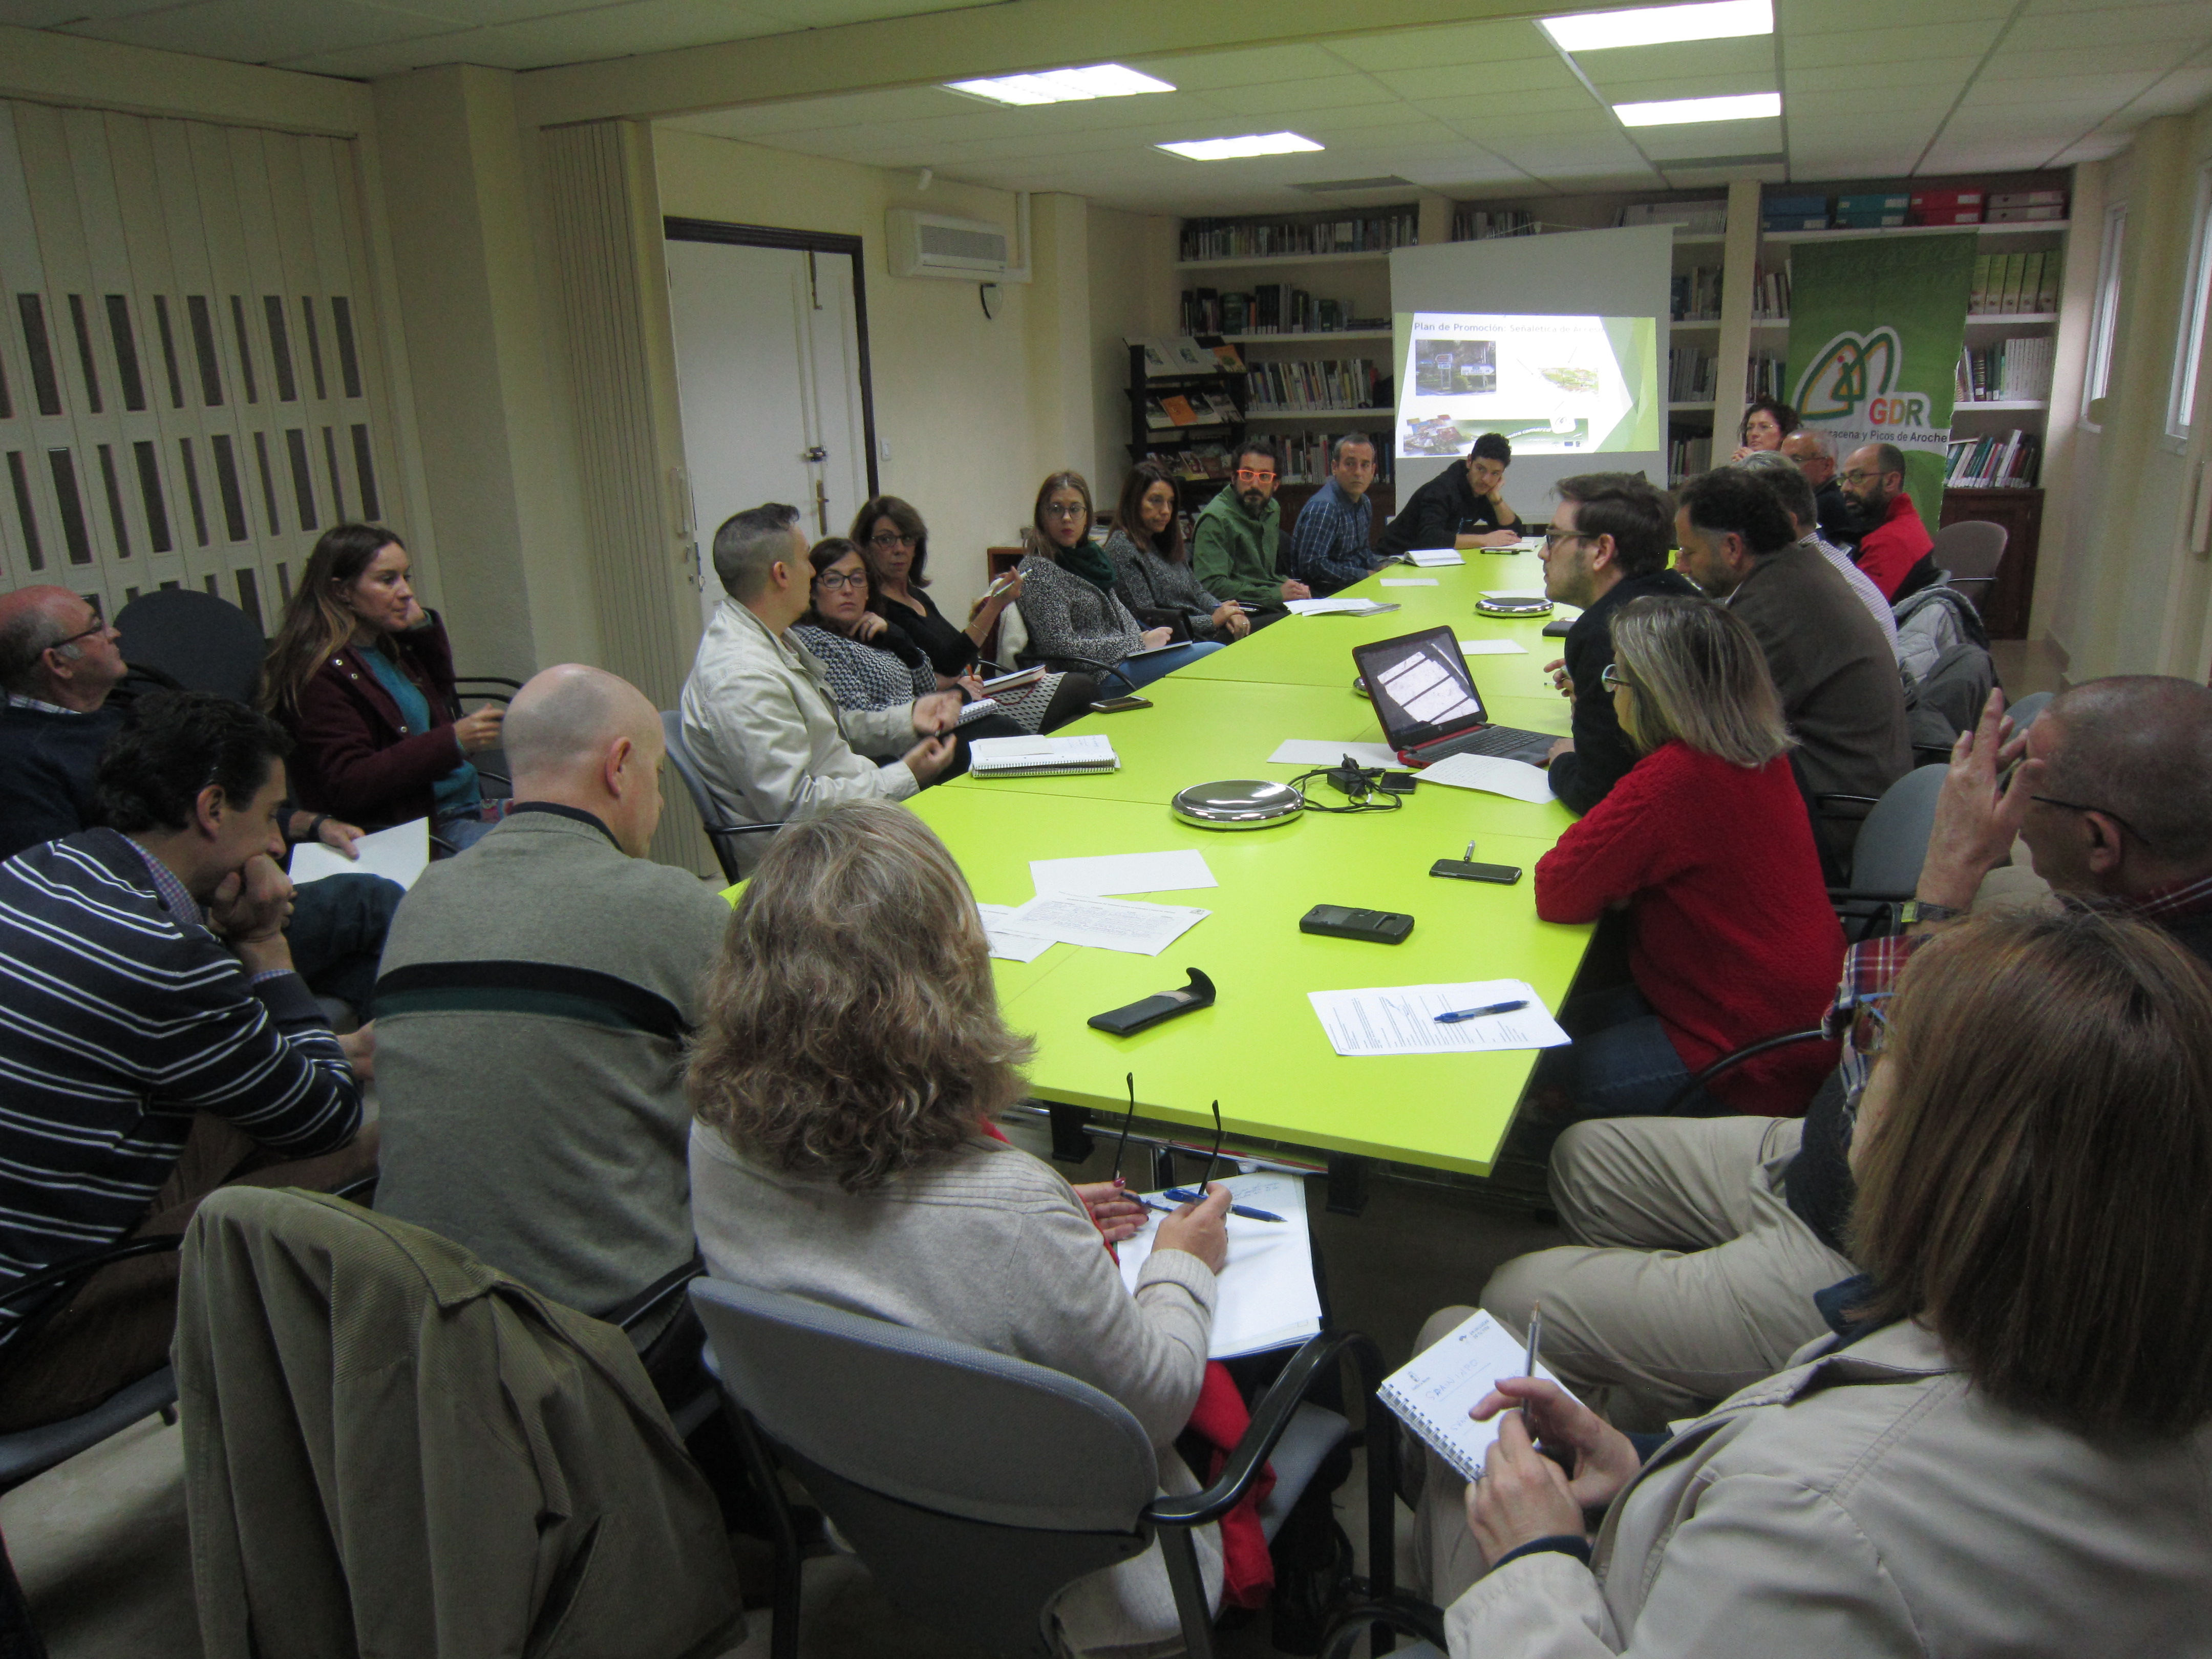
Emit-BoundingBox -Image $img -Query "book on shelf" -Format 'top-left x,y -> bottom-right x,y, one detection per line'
1747,349 -> 1789,401
1197,334 -> 1243,373
1244,357 -> 1385,414
1945,430 -> 2041,488
1179,210 -> 1419,263
1954,337 -> 2053,402
1669,266 -> 1722,322
1159,394 -> 1200,427
2035,254 -> 2060,313
1667,432 -> 1713,485
1453,207 -> 1538,241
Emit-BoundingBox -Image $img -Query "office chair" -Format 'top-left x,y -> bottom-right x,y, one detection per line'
659,711 -> 785,884
1811,764 -> 1949,941
115,589 -> 266,705
1929,520 -> 2007,610
691,1277 -> 1399,1659
2005,690 -> 2054,731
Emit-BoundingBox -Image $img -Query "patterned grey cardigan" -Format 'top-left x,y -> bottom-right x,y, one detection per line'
1103,528 -> 1225,636
1014,551 -> 1147,667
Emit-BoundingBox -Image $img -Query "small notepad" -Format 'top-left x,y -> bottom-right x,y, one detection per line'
1378,1308 -> 1579,1483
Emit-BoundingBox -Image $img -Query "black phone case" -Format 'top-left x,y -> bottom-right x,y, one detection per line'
1089,968 -> 1216,1035
1300,906 -> 1414,943
1430,859 -> 1524,884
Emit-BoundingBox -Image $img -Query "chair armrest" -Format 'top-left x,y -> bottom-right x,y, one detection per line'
606,1257 -> 705,1335
1320,1596 -> 1448,1659
453,675 -> 524,696
1659,1027 -> 1831,1116
0,1235 -> 185,1308
1145,1329 -> 1381,1528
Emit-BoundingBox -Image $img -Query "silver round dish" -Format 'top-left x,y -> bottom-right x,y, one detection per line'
1170,778 -> 1304,830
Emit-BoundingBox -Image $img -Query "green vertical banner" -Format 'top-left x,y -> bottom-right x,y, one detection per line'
1787,236 -> 1975,534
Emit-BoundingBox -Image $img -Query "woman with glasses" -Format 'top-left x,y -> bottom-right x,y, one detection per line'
1530,594 -> 1843,1119
852,495 -> 1016,682
1424,906 -> 2212,1657
1103,460 -> 1251,644
687,800 -> 1235,1658
1016,471 -> 1226,690
1731,395 -> 1800,462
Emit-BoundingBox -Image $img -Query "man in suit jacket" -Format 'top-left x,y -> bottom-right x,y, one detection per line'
1672,468 -> 1911,863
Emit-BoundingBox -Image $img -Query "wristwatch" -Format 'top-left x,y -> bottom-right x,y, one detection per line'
1898,899 -> 1966,926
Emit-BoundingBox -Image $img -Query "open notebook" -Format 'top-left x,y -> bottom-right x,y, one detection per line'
1378,1308 -> 1578,1483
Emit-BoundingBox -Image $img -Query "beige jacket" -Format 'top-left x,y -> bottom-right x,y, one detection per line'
176,1186 -> 743,1659
679,598 -> 920,871
1445,1319 -> 2212,1658
690,1124 -> 1222,1658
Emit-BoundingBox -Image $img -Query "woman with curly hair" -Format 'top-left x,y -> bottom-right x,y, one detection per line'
687,799 -> 1233,1657
1731,395 -> 1800,461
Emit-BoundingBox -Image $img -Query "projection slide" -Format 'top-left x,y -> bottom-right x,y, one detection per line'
1394,311 -> 1661,460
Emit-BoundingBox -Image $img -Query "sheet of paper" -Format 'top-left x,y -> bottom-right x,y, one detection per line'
1307,979 -> 1568,1057
1006,894 -> 1210,957
1457,638 -> 1528,655
1285,596 -> 1393,616
1266,739 -> 1408,770
1116,1173 -> 1322,1359
1481,590 -> 1549,601
1404,547 -> 1465,566
1416,752 -> 1557,803
1379,578 -> 1438,587
975,903 -> 1055,963
1030,850 -> 1217,898
289,817 -> 430,890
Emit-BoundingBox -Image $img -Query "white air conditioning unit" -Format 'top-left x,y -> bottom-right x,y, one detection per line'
887,209 -> 1010,278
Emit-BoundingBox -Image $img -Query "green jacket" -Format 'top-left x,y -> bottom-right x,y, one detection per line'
1192,487 -> 1282,608
177,1186 -> 745,1659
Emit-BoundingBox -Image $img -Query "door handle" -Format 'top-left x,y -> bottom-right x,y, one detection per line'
803,446 -> 828,462
813,478 -> 830,535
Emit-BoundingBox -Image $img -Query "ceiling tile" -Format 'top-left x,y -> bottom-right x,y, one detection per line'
0,0 -> 173,26
1977,40 -> 2201,78
2004,3 -> 2212,50
2123,63 -> 2212,116
1784,55 -> 1987,89
1410,89 -> 1596,120
1961,71 -> 2159,107
65,0 -> 460,62
1197,74 -> 1400,117
1632,115 -> 1784,159
1786,23 -> 2009,68
1580,68 -> 1781,101
1779,0 -> 2014,34
1369,60 -> 1580,100
743,0 -> 989,26
1784,86 -> 1961,116
1123,44 -> 1346,91
1321,20 -> 1552,71
1572,35 -> 1777,89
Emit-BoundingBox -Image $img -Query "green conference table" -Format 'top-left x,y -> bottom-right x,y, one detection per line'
910,546 -> 1594,1189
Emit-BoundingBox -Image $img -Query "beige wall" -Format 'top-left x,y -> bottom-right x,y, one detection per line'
2039,94 -> 2212,684
1086,205 -> 1182,506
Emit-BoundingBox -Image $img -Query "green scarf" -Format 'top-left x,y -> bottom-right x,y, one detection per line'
1058,537 -> 1119,597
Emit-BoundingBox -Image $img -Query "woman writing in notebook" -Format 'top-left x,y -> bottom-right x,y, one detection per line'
1530,595 -> 1842,1119
686,801 -> 1234,1659
1017,471 -> 1225,690
1418,906 -> 2212,1657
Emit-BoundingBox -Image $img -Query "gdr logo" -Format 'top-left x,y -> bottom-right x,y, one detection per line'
1795,328 -> 1930,427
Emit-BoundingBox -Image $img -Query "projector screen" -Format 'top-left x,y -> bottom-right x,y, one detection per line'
1388,226 -> 1675,511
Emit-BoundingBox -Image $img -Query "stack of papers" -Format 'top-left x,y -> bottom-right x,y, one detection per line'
1116,1173 -> 1322,1358
1308,980 -> 1568,1057
1379,577 -> 1439,587
1285,597 -> 1399,616
1266,739 -> 1407,769
995,894 -> 1209,956
1417,753 -> 1556,802
968,734 -> 1118,776
1457,638 -> 1527,656
976,903 -> 1056,963
1030,850 -> 1217,897
1403,547 -> 1465,567
289,818 -> 431,890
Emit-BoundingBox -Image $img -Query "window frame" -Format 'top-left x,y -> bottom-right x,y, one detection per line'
2166,163 -> 2212,445
2080,202 -> 2127,430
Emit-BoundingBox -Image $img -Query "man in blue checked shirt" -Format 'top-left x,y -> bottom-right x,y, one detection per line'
1289,435 -> 1387,594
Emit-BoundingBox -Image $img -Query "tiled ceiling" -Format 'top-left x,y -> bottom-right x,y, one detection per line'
656,0 -> 2212,211
9,0 -> 2211,208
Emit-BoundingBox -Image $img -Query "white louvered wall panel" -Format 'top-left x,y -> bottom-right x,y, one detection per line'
0,100 -> 407,631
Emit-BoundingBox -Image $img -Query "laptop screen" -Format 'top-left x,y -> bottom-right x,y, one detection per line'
1354,626 -> 1490,746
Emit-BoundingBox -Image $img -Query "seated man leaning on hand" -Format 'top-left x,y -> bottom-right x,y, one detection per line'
1479,676 -> 2212,1432
373,664 -> 731,1358
681,502 -> 960,874
0,690 -> 372,1431
0,584 -> 400,1011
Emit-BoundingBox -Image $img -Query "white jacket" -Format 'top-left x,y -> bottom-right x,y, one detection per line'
1445,1318 -> 2212,1658
679,599 -> 919,871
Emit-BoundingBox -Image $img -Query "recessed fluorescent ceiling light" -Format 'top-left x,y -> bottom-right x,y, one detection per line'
1158,132 -> 1325,161
1541,0 -> 1771,53
1614,92 -> 1781,126
945,63 -> 1174,105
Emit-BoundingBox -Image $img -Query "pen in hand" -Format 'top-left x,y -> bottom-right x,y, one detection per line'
1158,1186 -> 1285,1223
1435,998 -> 1529,1024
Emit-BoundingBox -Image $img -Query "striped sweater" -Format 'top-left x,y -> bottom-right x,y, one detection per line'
0,830 -> 364,1345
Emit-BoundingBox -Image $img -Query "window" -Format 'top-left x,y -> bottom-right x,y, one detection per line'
2082,204 -> 2126,424
2168,165 -> 2212,443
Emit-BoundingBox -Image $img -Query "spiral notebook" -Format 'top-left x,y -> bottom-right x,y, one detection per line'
1378,1308 -> 1578,1483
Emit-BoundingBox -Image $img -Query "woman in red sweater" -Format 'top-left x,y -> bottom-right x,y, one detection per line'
1534,595 -> 1842,1117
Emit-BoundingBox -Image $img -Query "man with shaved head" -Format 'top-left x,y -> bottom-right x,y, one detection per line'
371,663 -> 731,1367
1482,676 -> 2212,1430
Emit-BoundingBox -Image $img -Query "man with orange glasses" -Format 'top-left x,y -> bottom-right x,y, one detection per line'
1192,437 -> 1309,622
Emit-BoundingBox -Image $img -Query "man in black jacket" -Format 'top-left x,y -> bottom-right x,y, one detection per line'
1379,431 -> 1523,555
1537,473 -> 1697,813
1781,429 -> 1860,549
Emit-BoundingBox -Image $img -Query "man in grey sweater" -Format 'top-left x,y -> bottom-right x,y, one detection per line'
372,665 -> 732,1337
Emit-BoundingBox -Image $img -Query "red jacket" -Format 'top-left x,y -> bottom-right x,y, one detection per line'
282,614 -> 466,827
1852,492 -> 1933,601
1535,741 -> 1843,1112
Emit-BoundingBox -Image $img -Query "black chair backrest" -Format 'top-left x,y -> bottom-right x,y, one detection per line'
114,589 -> 265,705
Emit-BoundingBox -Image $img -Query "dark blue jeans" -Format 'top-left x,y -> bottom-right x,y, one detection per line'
288,873 -> 404,1013
1530,984 -> 1716,1120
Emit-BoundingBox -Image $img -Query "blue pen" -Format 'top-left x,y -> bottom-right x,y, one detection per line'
1159,1186 -> 1285,1223
1435,998 -> 1529,1024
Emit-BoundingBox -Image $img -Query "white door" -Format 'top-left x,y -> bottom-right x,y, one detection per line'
664,237 -> 870,625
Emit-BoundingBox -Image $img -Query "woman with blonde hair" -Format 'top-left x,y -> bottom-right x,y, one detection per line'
1532,594 -> 1842,1117
1431,906 -> 2212,1656
687,799 -> 1234,1657
262,523 -> 504,846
